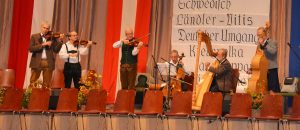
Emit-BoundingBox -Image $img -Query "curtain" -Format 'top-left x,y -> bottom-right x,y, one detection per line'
102,0 -> 123,103
0,0 -> 13,69
146,0 -> 174,80
8,0 -> 34,89
270,0 -> 291,83
52,0 -> 108,73
135,0 -> 152,73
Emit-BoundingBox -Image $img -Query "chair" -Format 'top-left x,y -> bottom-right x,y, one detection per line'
50,88 -> 78,130
254,94 -> 283,130
255,94 -> 283,120
165,91 -> 192,130
25,88 -> 50,112
194,92 -> 223,117
192,92 -> 223,130
0,69 -> 15,88
225,93 -> 252,119
77,89 -> 107,130
167,91 -> 193,116
139,90 -> 163,115
111,89 -> 136,114
20,88 -> 50,130
84,89 -> 107,112
225,93 -> 253,130
0,87 -> 23,111
51,69 -> 64,88
287,94 -> 300,120
135,90 -> 163,130
107,90 -> 136,130
53,88 -> 78,112
0,88 -> 23,130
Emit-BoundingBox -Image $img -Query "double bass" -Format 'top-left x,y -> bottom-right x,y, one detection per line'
247,22 -> 270,93
192,31 -> 217,111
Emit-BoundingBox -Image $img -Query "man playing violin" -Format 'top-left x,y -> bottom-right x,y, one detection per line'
205,48 -> 234,92
28,22 -> 63,88
113,27 -> 143,90
59,31 -> 92,89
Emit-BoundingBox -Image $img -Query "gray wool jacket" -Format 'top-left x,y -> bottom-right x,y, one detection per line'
260,39 -> 278,69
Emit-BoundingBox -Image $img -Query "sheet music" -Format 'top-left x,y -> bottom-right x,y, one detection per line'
157,62 -> 177,76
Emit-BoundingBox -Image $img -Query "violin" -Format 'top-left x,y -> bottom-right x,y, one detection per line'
127,38 -> 148,47
43,31 -> 65,41
73,40 -> 97,46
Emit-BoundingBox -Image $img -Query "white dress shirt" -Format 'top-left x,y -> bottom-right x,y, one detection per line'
41,33 -> 47,59
59,41 -> 89,63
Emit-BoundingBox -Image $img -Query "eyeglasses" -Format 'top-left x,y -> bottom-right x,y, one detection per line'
42,26 -> 50,30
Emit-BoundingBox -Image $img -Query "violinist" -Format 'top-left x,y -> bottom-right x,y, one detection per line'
205,48 -> 233,93
59,31 -> 92,89
256,27 -> 280,93
113,27 -> 143,90
28,21 -> 63,88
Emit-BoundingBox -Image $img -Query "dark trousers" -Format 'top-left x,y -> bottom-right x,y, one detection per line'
120,64 -> 137,90
63,62 -> 82,89
268,68 -> 280,92
210,78 -> 219,92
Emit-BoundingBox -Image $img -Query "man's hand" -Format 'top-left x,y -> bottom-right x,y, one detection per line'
137,42 -> 143,49
122,39 -> 130,44
258,37 -> 265,45
42,41 -> 52,47
205,62 -> 210,70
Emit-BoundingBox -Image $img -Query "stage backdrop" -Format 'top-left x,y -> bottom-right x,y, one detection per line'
171,0 -> 270,92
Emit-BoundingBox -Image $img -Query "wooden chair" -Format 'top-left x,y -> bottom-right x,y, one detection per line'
134,90 -> 163,130
287,94 -> 300,120
225,93 -> 252,119
138,90 -> 163,115
25,88 -> 50,112
255,94 -> 283,130
110,89 -> 136,114
107,90 -> 136,130
0,87 -> 23,111
0,69 -> 15,88
0,88 -> 23,130
77,89 -> 107,130
50,88 -> 78,130
166,91 -> 193,116
194,92 -> 223,118
255,94 -> 283,120
164,91 -> 192,130
20,88 -> 50,130
224,93 -> 253,130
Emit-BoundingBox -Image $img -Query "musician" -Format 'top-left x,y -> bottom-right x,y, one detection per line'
257,27 -> 280,93
205,48 -> 233,92
59,31 -> 92,89
168,50 -> 188,91
28,22 -> 63,88
113,27 -> 143,90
